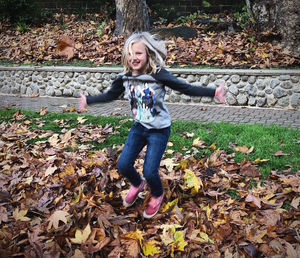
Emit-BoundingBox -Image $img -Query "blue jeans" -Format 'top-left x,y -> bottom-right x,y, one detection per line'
117,122 -> 171,197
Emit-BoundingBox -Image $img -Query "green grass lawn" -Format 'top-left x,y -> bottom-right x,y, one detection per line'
1,108 -> 299,179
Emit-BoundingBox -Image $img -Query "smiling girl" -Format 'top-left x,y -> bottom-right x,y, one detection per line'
79,32 -> 226,218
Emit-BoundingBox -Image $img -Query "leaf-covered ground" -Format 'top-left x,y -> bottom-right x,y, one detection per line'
0,110 -> 299,257
0,13 -> 299,68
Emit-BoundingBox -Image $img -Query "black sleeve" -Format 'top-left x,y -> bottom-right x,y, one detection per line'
152,68 -> 216,97
86,75 -> 125,105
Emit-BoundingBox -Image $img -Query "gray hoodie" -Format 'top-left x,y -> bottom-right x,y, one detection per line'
86,68 -> 216,129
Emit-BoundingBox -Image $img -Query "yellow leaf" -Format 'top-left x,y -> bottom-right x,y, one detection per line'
254,158 -> 269,163
263,193 -> 275,200
174,231 -> 188,251
47,210 -> 69,230
81,167 -> 86,176
184,169 -> 202,192
68,106 -> 76,112
70,224 -> 91,244
59,162 -> 75,178
13,208 -> 31,222
227,198 -> 235,205
123,229 -> 143,246
213,219 -> 227,227
73,187 -> 83,204
199,232 -> 214,244
209,142 -> 217,150
160,224 -> 182,246
142,240 -> 161,256
162,199 -> 178,212
206,205 -> 212,221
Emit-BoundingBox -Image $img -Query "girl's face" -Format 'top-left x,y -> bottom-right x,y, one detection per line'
129,41 -> 148,76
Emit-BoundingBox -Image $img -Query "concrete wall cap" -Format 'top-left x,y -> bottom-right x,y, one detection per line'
0,66 -> 299,76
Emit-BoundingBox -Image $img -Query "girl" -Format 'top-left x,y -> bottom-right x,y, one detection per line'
79,32 -> 226,219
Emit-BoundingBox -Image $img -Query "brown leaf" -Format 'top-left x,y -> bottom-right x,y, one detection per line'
235,145 -> 254,154
274,150 -> 289,156
245,192 -> 261,208
192,137 -> 206,148
240,161 -> 261,177
40,107 -> 47,116
47,210 -> 69,230
56,34 -> 75,60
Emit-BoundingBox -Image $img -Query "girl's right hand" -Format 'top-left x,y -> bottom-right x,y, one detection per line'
79,93 -> 87,112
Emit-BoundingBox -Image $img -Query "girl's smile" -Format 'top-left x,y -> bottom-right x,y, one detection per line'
129,41 -> 148,76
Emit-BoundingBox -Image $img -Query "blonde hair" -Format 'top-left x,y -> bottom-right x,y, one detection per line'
122,32 -> 167,74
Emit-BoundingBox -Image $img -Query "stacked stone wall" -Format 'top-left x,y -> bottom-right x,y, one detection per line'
0,66 -> 299,109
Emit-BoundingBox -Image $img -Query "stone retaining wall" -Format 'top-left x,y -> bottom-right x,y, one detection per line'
0,66 -> 299,109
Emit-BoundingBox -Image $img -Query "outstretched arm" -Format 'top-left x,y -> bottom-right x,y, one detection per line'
78,75 -> 125,112
152,68 -> 226,102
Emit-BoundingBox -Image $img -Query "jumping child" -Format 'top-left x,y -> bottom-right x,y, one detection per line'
79,32 -> 226,218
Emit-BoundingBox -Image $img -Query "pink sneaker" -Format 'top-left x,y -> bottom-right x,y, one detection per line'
143,193 -> 164,219
123,180 -> 146,207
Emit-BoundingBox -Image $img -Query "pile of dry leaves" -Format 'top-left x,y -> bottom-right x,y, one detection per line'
0,110 -> 299,257
0,13 -> 299,68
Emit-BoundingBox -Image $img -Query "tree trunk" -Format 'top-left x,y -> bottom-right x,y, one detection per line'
246,0 -> 300,55
114,0 -> 150,36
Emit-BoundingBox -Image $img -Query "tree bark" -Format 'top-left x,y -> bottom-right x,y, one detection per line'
114,0 -> 150,36
246,0 -> 300,55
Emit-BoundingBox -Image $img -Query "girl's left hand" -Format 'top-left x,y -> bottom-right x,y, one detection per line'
215,83 -> 226,104
79,93 -> 87,112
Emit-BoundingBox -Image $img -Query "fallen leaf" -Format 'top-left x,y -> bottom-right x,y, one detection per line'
40,107 -> 47,116
184,169 -> 203,192
70,224 -> 91,244
56,34 -> 75,60
45,165 -> 57,177
192,137 -> 206,148
245,192 -> 261,208
274,150 -> 288,156
290,197 -> 300,209
47,210 -> 69,230
142,240 -> 161,256
13,208 -> 31,222
235,145 -> 254,154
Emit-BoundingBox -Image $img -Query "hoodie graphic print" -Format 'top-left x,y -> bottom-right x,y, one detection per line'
128,82 -> 158,123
